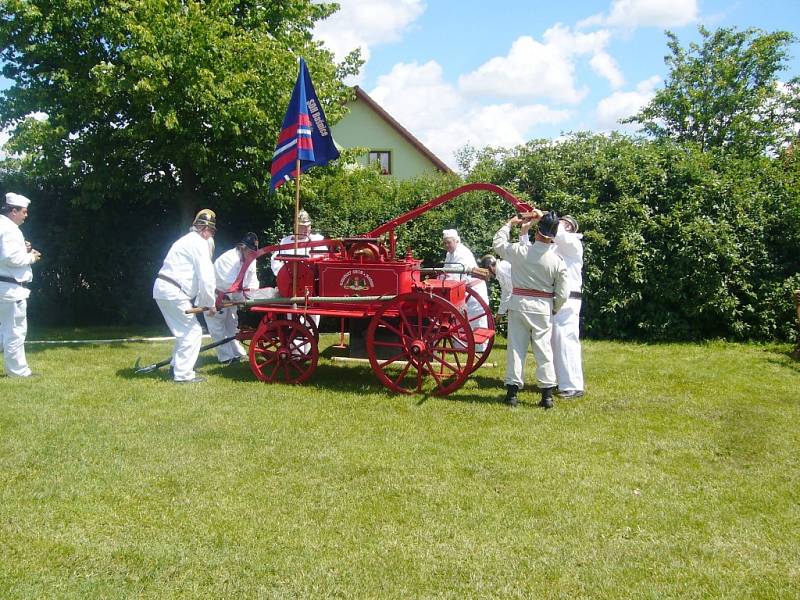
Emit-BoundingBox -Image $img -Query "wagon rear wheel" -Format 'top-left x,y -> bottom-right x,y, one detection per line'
366,292 -> 475,396
248,318 -> 318,384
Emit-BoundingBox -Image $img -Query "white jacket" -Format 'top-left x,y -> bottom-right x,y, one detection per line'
270,233 -> 325,277
554,228 -> 584,294
214,247 -> 259,295
496,260 -> 513,314
493,224 -> 568,314
152,231 -> 216,308
0,214 -> 35,301
443,242 -> 489,303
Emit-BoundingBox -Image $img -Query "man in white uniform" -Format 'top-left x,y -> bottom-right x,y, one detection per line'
552,215 -> 585,399
206,232 -> 260,365
442,229 -> 489,350
270,209 -> 325,278
0,193 -> 42,377
152,209 -> 218,383
493,212 -> 568,408
271,210 -> 324,334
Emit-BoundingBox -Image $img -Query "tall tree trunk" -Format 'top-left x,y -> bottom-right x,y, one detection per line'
178,166 -> 201,226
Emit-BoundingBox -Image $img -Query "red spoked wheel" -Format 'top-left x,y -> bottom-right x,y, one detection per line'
293,313 -> 320,341
248,318 -> 318,384
366,292 -> 475,396
463,285 -> 495,373
261,311 -> 320,341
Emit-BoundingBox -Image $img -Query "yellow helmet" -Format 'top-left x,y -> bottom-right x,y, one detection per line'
193,209 -> 216,230
297,210 -> 312,226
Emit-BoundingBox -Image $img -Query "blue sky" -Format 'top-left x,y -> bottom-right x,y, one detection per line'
314,0 -> 800,168
2,1 -> 799,169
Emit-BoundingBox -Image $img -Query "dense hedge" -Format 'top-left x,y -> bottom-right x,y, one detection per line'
469,134 -> 800,342
3,134 -> 798,343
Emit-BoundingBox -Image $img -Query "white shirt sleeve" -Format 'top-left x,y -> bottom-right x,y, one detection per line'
496,260 -> 513,314
0,223 -> 35,269
192,236 -> 217,308
554,229 -> 583,260
213,248 -> 241,291
243,261 -> 260,290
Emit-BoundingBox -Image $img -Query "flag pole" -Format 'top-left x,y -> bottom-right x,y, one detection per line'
292,157 -> 301,297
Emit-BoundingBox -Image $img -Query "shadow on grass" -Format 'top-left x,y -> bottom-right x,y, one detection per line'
110,345 -> 513,406
766,351 -> 800,374
26,341 -> 150,355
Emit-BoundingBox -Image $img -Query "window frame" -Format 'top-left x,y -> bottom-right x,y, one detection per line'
368,150 -> 392,175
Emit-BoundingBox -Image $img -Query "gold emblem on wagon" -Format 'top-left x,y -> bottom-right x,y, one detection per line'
340,269 -> 375,292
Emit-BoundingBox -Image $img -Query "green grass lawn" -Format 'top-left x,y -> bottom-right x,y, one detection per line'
1,333 -> 799,598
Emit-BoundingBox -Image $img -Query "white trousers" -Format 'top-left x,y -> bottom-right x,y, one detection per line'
552,298 -> 584,392
505,308 -> 556,389
0,299 -> 32,377
205,307 -> 246,362
466,294 -> 488,352
155,298 -> 203,381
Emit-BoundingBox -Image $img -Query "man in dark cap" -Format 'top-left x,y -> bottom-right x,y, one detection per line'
493,211 -> 568,408
206,232 -> 261,365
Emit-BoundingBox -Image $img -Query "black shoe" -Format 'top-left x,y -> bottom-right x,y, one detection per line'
558,390 -> 584,399
175,376 -> 206,384
222,356 -> 246,366
539,386 -> 556,409
505,384 -> 519,407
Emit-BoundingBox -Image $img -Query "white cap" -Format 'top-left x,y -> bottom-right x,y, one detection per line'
442,228 -> 459,242
5,192 -> 31,208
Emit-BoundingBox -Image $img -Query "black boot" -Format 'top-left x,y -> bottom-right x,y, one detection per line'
505,384 -> 519,407
538,386 -> 555,409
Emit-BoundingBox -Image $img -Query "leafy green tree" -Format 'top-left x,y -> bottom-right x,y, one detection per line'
0,0 -> 360,220
625,26 -> 800,157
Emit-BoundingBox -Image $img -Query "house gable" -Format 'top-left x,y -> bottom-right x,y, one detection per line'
331,86 -> 452,180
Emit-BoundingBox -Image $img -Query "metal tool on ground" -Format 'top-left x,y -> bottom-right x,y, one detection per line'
133,335 -> 237,374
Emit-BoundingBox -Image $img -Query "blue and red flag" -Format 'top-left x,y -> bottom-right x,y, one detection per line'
270,58 -> 340,191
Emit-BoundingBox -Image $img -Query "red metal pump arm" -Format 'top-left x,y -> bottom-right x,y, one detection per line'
364,183 -> 533,238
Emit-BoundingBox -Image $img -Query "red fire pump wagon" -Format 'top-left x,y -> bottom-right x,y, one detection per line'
219,183 -> 535,396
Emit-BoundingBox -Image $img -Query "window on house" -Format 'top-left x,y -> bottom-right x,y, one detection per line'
368,151 -> 391,175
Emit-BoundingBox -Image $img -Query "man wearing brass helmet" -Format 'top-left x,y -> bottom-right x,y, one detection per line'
152,209 -> 218,383
270,209 -> 325,277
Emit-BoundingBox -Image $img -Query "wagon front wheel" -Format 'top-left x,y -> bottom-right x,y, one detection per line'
366,292 -> 475,396
248,318 -> 318,384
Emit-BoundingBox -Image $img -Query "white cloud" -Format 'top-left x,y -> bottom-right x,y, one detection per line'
595,75 -> 661,130
579,0 -> 698,29
370,61 -> 570,169
457,25 -> 619,105
314,0 -> 426,67
590,52 -> 625,88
